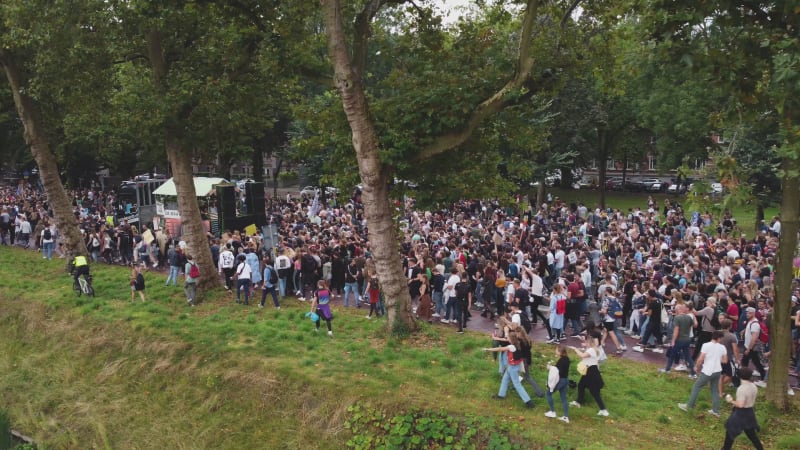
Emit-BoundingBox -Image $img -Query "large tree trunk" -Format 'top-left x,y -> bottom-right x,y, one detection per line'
147,30 -> 219,292
167,140 -> 220,292
322,0 -> 417,334
0,51 -> 87,257
765,156 -> 799,408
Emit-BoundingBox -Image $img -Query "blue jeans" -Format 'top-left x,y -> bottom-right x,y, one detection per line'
42,241 -> 54,259
687,371 -> 721,413
237,279 -> 251,304
278,277 -> 287,297
261,286 -> 279,308
665,340 -> 695,375
546,378 -> 569,416
445,297 -> 458,321
499,362 -> 531,403
432,291 -> 444,316
165,265 -> 180,286
343,282 -> 360,307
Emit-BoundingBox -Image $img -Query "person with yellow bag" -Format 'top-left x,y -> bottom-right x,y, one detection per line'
569,333 -> 609,417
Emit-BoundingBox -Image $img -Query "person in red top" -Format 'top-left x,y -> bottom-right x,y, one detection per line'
723,297 -> 739,332
565,274 -> 584,337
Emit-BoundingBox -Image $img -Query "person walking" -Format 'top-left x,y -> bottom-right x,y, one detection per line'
547,283 -> 567,344
234,254 -> 252,305
721,367 -> 764,450
482,327 -> 534,409
183,254 -> 198,306
660,302 -> 697,377
678,330 -> 728,417
365,269 -> 381,319
310,279 -> 334,336
218,243 -> 235,291
741,307 -> 768,388
165,245 -> 182,287
544,345 -> 571,423
130,265 -> 146,302
569,334 -> 609,417
260,256 -> 280,309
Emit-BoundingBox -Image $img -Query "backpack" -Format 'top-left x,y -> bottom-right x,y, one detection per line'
189,263 -> 200,279
608,298 -> 623,318
507,263 -> 519,279
519,312 -> 532,334
757,320 -> 769,344
709,307 -> 722,330
556,296 -> 566,315
43,228 -> 51,240
267,265 -> 278,285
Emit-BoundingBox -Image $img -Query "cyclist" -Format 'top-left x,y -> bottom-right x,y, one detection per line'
72,254 -> 91,286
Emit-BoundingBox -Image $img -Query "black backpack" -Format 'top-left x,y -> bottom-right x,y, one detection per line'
43,228 -> 51,240
267,265 -> 278,285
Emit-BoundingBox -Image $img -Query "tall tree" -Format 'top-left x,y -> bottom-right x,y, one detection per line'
0,0 -> 113,256
320,0 -> 590,332
643,0 -> 800,408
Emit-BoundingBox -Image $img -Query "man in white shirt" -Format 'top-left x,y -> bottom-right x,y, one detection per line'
442,268 -> 461,324
218,243 -> 236,291
679,330 -> 728,416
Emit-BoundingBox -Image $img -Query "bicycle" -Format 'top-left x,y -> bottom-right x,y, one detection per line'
73,274 -> 95,297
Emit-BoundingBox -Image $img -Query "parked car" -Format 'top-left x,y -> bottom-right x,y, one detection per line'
605,176 -> 624,190
577,176 -> 596,189
640,178 -> 670,192
300,186 -> 338,198
688,181 -> 724,195
623,178 -> 646,192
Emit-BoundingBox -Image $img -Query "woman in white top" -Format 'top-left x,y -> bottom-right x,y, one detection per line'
235,254 -> 253,305
569,334 -> 609,417
722,366 -> 762,450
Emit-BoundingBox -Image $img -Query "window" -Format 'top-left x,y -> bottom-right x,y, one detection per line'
648,156 -> 657,171
606,159 -> 616,170
588,159 -> 598,169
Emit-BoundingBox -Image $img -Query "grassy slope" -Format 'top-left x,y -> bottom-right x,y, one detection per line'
0,248 -> 796,449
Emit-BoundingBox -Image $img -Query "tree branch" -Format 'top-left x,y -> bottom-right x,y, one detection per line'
112,53 -> 149,65
560,0 -> 583,28
415,0 -> 540,162
353,0 -> 387,77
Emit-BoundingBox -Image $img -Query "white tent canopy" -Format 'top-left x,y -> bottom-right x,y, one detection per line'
153,177 -> 228,197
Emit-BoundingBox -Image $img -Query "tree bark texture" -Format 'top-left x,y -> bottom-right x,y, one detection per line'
321,0 -> 417,334
0,51 -> 88,257
765,156 -> 800,408
147,30 -> 220,292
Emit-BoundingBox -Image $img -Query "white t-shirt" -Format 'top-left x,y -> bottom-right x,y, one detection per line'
583,347 -> 600,367
236,262 -> 252,280
699,341 -> 727,376
445,274 -> 460,298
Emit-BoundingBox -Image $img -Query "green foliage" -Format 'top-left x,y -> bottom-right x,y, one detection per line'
345,404 -> 518,450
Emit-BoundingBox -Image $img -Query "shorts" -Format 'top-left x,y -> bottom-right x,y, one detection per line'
722,361 -> 734,377
603,321 -> 615,332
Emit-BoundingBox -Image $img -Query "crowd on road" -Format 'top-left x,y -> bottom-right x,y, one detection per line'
2,179 -> 798,443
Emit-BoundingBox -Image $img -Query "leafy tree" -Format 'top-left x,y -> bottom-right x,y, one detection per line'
0,0 -> 115,256
643,0 -> 800,408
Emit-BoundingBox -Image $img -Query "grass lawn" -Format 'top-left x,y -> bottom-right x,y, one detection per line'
0,248 -> 797,449
542,188 -> 778,238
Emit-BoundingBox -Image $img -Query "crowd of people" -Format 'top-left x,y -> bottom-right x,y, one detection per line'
3,178 -> 799,443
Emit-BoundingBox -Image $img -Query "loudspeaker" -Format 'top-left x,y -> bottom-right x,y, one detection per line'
216,185 -> 237,220
245,182 -> 265,216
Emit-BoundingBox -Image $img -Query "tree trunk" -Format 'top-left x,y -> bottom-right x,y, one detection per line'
755,202 -> 764,233
765,156 -> 799,408
252,143 -> 264,183
0,51 -> 87,257
322,0 -> 417,335
167,139 -> 221,292
272,158 -> 282,199
598,129 -> 609,209
146,29 -> 219,292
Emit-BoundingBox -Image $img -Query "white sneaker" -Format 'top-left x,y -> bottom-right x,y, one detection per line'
754,380 -> 767,388
752,370 -> 761,377
674,364 -> 688,372
544,411 -> 556,418
298,297 -> 306,302
707,410 -> 720,418
632,346 -> 644,353
788,388 -> 795,396
569,401 -> 581,408
328,331 -> 333,337
597,409 -> 609,417
365,315 -> 372,319
559,416 -> 570,424
441,319 -> 449,324
432,313 -> 440,317
652,348 -> 665,354
677,403 -> 688,412
451,319 -> 458,324
631,335 -> 640,339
